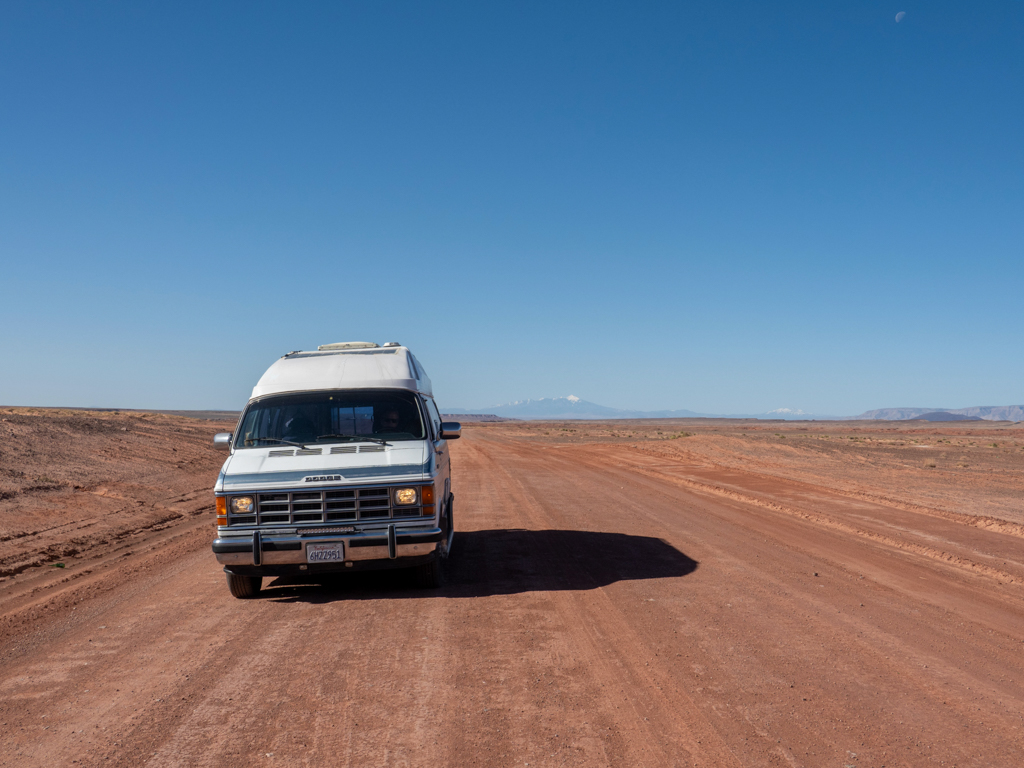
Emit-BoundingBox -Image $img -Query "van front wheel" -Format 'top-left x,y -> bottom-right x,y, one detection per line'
227,573 -> 262,599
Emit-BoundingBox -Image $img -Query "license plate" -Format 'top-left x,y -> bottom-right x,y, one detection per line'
306,542 -> 344,563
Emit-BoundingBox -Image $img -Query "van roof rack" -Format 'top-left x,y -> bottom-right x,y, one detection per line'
317,341 -> 379,351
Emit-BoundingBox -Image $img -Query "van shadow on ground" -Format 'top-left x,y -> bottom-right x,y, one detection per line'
263,529 -> 698,602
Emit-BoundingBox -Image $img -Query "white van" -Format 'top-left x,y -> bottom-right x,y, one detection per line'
211,342 -> 459,598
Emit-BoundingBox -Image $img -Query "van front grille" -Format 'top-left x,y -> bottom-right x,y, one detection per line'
225,485 -> 423,526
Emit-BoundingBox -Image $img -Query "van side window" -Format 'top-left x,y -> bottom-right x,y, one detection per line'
412,356 -> 429,381
424,398 -> 442,440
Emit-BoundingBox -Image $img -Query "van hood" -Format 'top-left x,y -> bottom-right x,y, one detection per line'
216,442 -> 431,493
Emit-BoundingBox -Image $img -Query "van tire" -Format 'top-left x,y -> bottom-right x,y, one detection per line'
227,573 -> 262,599
415,557 -> 443,589
441,494 -> 454,559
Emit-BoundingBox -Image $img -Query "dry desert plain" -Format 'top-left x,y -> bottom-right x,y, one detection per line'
1,407 -> 1024,767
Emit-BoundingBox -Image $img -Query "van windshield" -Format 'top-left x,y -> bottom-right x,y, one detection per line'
236,390 -> 426,448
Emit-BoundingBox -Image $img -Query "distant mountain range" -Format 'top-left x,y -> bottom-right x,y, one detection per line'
445,397 -> 1024,422
444,396 -> 832,421
901,412 -> 982,422
850,405 -> 1024,422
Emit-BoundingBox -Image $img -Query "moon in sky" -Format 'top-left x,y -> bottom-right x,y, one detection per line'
895,11 -> 906,22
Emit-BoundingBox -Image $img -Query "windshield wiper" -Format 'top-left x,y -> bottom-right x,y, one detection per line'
316,433 -> 391,447
251,437 -> 310,450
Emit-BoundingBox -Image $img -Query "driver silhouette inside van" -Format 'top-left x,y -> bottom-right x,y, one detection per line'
282,411 -> 317,442
376,407 -> 401,433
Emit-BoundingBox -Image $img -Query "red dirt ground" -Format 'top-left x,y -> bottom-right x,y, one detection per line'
2,409 -> 1023,767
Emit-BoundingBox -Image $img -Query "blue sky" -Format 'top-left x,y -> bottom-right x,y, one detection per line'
1,1 -> 1021,416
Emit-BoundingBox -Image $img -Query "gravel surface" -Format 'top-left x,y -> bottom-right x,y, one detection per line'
1,411 -> 1022,767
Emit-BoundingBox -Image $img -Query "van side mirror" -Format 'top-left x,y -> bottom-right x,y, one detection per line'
213,432 -> 233,451
439,422 -> 461,440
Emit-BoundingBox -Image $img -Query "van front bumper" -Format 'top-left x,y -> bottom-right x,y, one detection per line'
212,527 -> 442,568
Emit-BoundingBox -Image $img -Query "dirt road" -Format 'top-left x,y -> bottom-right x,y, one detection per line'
2,417 -> 1023,767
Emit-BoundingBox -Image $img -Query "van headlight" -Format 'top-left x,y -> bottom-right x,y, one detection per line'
394,487 -> 418,505
231,496 -> 254,513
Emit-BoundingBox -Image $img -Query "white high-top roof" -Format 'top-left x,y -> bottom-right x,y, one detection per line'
250,343 -> 432,400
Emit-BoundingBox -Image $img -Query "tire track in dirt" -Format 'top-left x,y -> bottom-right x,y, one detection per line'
588,445 -> 1024,586
460,434 -> 744,767
465,431 -> 1024,766
632,443 -> 1024,539
0,516 -> 216,654
561,442 -> 1024,639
